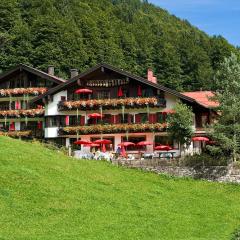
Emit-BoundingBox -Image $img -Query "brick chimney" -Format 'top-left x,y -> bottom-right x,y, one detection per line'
70,69 -> 79,78
147,69 -> 157,84
47,65 -> 54,76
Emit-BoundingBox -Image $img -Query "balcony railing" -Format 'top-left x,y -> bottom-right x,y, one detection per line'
58,97 -> 166,111
0,109 -> 44,118
0,130 -> 32,137
59,122 -> 166,135
0,87 -> 48,97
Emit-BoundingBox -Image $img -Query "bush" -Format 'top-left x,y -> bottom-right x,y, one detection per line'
182,153 -> 228,167
231,228 -> 240,240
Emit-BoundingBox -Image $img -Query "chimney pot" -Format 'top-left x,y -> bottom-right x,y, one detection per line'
48,65 -> 54,76
70,69 -> 78,78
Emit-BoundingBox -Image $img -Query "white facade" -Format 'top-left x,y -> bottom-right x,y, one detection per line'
45,91 -> 67,116
44,91 -> 67,138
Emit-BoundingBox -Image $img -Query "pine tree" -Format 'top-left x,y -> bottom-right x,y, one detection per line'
210,53 -> 240,162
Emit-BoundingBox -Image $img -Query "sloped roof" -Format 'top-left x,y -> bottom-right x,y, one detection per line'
0,64 -> 66,84
31,63 -> 195,103
182,91 -> 219,108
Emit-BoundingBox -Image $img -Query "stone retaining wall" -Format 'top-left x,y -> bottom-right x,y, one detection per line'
113,160 -> 240,183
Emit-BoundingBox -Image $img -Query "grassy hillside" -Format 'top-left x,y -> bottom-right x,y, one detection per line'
0,136 -> 240,239
0,0 -> 237,91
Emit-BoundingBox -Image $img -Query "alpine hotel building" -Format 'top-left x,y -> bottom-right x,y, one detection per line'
0,63 -> 218,157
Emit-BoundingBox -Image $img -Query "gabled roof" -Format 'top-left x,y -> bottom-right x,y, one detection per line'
0,64 -> 66,84
31,63 -> 195,103
182,91 -> 219,108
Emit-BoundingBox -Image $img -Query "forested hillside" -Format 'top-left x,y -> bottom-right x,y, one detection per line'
0,0 -> 238,91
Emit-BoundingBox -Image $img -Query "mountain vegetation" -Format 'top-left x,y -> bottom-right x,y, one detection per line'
1,136 -> 240,239
0,0 -> 238,91
209,53 -> 240,162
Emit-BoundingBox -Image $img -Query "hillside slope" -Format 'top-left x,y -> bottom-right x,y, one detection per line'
0,0 -> 237,91
0,137 -> 240,239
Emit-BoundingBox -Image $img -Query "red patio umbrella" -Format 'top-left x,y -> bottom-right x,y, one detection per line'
192,136 -> 209,142
118,86 -> 123,97
154,145 -> 173,151
75,88 -> 93,94
74,140 -> 93,145
137,85 -> 142,97
137,141 -> 153,146
88,113 -> 103,119
83,143 -> 100,147
94,139 -> 112,152
118,142 -> 135,147
94,139 -> 112,144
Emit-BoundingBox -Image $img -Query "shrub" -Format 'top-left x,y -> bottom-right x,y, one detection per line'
231,228 -> 240,240
182,153 -> 228,167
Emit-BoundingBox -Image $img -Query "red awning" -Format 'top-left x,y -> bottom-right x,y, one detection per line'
192,137 -> 209,142
75,88 -> 93,94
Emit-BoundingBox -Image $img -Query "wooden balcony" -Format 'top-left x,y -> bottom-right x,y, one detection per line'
58,97 -> 166,111
0,109 -> 44,118
59,122 -> 166,136
0,87 -> 48,97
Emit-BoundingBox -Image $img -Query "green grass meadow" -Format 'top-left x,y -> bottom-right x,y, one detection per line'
0,137 -> 240,239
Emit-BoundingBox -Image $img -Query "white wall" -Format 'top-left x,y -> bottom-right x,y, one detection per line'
45,127 -> 59,138
45,91 -> 67,116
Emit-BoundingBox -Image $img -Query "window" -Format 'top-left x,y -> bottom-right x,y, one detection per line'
98,90 -> 110,99
119,114 -> 130,124
143,88 -> 153,97
0,102 -> 10,110
156,113 -> 165,123
122,88 -> 129,98
69,116 -> 78,126
139,113 -> 148,123
46,116 -> 58,127
102,114 -> 112,124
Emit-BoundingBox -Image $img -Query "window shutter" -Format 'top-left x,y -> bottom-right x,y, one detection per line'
15,101 -> 21,110
10,122 -> 15,131
135,114 -> 141,123
110,115 -> 115,124
128,114 -> 132,124
149,113 -> 156,123
37,121 -> 42,129
80,116 -> 85,126
65,116 -> 69,126
115,115 -> 120,124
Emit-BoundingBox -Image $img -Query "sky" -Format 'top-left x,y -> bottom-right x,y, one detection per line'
149,0 -> 240,46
